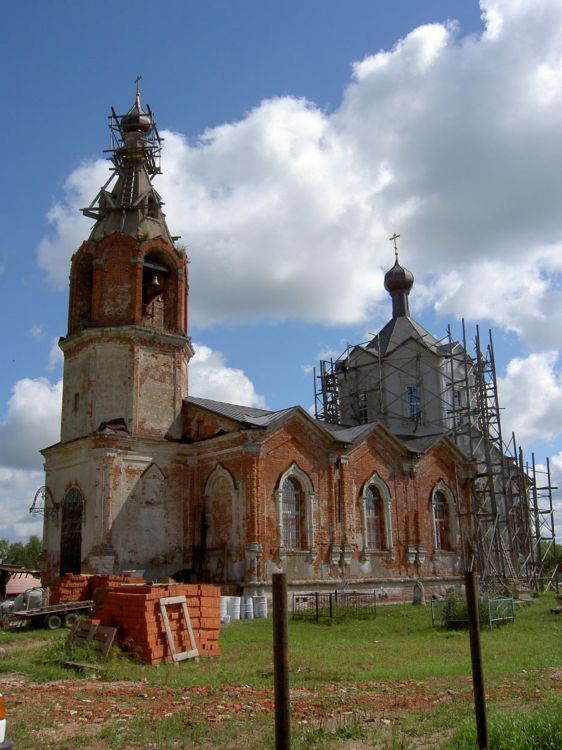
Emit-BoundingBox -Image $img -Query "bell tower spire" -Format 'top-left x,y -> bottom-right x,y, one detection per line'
61,88 -> 193,442
82,81 -> 173,245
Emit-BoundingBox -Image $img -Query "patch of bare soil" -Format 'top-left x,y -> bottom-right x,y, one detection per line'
3,647 -> 561,749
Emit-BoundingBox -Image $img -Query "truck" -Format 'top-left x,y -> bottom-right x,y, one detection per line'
0,587 -> 93,630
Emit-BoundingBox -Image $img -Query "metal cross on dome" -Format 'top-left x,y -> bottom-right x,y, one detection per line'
389,232 -> 400,261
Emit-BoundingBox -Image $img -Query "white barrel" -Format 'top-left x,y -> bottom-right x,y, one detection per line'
220,596 -> 230,620
227,596 -> 241,620
243,597 -> 254,620
253,595 -> 267,619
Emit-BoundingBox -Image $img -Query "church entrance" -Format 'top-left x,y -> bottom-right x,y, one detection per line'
60,488 -> 84,575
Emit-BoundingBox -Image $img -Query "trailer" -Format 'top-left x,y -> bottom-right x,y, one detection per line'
0,587 -> 93,630
8,600 -> 94,630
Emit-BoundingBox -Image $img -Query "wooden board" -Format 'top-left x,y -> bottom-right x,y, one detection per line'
159,595 -> 199,664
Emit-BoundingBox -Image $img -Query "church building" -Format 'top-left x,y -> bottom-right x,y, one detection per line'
41,92 -> 475,598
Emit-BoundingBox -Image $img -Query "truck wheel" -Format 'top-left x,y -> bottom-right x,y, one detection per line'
64,613 -> 80,628
45,613 -> 63,630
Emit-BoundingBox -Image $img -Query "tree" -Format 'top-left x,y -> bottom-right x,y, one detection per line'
0,535 -> 43,569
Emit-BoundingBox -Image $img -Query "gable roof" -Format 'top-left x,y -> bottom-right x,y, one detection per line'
185,395 -> 456,458
366,316 -> 442,357
186,396 -> 293,428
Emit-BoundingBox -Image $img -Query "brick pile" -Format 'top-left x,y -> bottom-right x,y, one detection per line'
48,575 -> 221,664
49,573 -> 144,605
94,583 -> 220,664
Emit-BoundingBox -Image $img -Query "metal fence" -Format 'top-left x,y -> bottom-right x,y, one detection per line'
431,596 -> 515,630
292,590 -> 377,622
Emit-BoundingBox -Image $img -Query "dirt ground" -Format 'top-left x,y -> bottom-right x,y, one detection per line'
2,638 -> 560,749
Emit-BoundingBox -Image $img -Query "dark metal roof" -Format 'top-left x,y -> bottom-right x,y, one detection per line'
185,396 -> 292,427
186,396 -> 466,456
366,316 -> 441,357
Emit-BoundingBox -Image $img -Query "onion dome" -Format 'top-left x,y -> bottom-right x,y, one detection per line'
384,252 -> 414,318
121,90 -> 152,133
384,257 -> 414,294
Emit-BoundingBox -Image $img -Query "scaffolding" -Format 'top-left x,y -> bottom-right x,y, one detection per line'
314,320 -> 557,593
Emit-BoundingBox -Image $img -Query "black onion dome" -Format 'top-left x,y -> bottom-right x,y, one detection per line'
384,257 -> 414,293
121,91 -> 152,133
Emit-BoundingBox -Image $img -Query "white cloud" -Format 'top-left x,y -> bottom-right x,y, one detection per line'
497,351 -> 562,445
0,468 -> 44,542
29,325 -> 44,341
189,344 -> 266,407
35,1 -> 562,341
47,337 -> 63,371
0,378 -> 63,470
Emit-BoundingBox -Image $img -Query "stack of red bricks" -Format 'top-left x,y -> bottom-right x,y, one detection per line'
49,573 -> 144,605
47,575 -> 221,664
94,583 -> 220,664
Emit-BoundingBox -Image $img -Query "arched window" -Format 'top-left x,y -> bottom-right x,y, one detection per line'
282,477 -> 303,549
60,487 -> 84,576
430,482 -> 457,555
433,492 -> 450,550
365,485 -> 384,549
360,473 -> 394,560
276,464 -> 315,561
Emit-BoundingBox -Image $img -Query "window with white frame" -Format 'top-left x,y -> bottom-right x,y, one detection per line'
365,485 -> 384,548
276,464 -> 315,559
430,483 -> 458,554
360,474 -> 394,559
433,492 -> 450,550
282,477 -> 303,549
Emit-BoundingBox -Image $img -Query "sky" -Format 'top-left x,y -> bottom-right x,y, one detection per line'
1,0 -> 561,543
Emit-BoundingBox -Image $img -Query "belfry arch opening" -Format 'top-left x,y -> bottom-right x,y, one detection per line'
141,250 -> 173,330
69,251 -> 93,333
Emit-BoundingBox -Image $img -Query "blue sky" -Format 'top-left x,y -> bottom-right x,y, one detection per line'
1,0 -> 561,541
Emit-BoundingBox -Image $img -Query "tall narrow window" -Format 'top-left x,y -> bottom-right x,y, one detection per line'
407,385 -> 421,421
357,392 -> 368,424
433,492 -> 450,551
365,485 -> 384,549
453,389 -> 463,427
282,477 -> 302,549
60,487 -> 84,576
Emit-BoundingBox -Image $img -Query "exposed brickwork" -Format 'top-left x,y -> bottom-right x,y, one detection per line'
49,573 -> 146,605
48,574 -> 220,664
95,583 -> 220,664
183,406 -> 470,585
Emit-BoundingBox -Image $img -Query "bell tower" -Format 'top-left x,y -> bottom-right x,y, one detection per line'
42,88 -> 193,581
60,87 -> 193,441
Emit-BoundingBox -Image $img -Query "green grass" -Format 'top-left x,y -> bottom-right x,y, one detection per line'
444,699 -> 562,749
0,593 -> 560,748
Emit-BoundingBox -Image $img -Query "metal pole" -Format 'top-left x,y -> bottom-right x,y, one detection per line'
272,573 -> 291,750
465,571 -> 488,749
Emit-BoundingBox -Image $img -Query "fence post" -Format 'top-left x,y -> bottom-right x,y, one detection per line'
273,573 -> 291,750
315,591 -> 319,622
465,571 -> 488,749
329,593 -> 333,619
